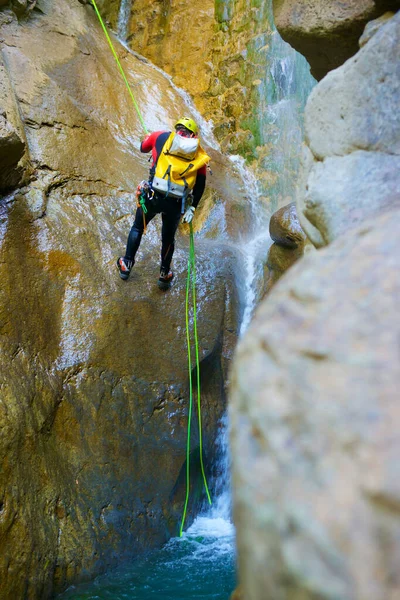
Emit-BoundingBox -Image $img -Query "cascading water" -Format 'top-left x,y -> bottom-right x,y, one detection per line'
116,0 -> 132,41
59,1 -> 314,597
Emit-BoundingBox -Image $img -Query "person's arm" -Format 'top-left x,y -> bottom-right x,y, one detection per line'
140,131 -> 162,153
191,167 -> 207,209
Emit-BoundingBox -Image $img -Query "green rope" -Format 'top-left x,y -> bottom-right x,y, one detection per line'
190,226 -> 212,507
90,0 -> 210,536
90,0 -> 148,135
180,251 -> 194,537
179,223 -> 212,537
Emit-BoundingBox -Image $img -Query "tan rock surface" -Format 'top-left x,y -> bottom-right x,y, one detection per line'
0,1 -> 244,597
297,10 -> 400,247
119,0 -> 313,171
230,210 -> 400,600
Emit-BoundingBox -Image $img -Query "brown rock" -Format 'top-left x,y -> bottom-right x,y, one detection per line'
264,242 -> 304,294
264,202 -> 312,295
272,0 -> 400,80
230,210 -> 400,600
269,201 -> 307,249
0,1 -> 242,598
230,584 -> 244,600
0,55 -> 30,190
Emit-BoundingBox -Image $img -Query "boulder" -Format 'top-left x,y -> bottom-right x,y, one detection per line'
272,0 -> 400,80
297,10 -> 400,247
230,210 -> 400,600
269,201 -> 308,249
265,202 -> 312,294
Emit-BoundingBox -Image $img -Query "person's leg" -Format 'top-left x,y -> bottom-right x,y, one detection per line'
125,205 -> 158,260
117,203 -> 157,280
160,204 -> 181,274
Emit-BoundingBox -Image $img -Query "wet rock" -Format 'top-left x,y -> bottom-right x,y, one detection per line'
230,210 -> 400,600
0,55 -> 29,190
264,242 -> 304,295
120,0 -> 313,193
297,10 -> 400,247
0,1 -> 242,598
269,201 -> 307,249
272,0 -> 400,80
264,202 -> 312,295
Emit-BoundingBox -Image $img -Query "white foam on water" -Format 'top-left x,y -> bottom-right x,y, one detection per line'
186,515 -> 235,539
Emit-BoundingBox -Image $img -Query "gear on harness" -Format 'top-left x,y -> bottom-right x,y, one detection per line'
136,180 -> 152,214
135,180 -> 153,234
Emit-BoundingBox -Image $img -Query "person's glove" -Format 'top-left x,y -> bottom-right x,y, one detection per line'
182,206 -> 195,224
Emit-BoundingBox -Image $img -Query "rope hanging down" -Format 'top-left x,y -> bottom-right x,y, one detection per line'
91,0 -> 148,135
90,1 -> 211,534
180,224 -> 212,537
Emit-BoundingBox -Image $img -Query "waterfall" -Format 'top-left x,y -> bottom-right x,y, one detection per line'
232,1 -> 315,333
58,3 -> 315,598
117,0 -> 132,41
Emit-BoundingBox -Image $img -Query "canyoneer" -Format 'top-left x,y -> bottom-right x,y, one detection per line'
117,117 -> 210,290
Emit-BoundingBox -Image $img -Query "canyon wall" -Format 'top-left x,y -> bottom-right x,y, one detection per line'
230,5 -> 400,600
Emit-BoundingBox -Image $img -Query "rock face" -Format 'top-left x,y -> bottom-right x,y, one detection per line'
230,210 -> 400,600
297,10 -> 400,247
272,0 -> 400,80
107,0 -> 314,179
0,1 -> 243,597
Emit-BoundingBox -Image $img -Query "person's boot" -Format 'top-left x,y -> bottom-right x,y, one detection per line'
117,257 -> 134,280
158,268 -> 174,290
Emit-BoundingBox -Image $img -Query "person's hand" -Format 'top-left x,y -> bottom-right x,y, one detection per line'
182,206 -> 195,223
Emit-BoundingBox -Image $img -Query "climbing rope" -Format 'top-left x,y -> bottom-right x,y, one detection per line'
90,0 -> 210,535
180,223 -> 212,537
91,0 -> 148,135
